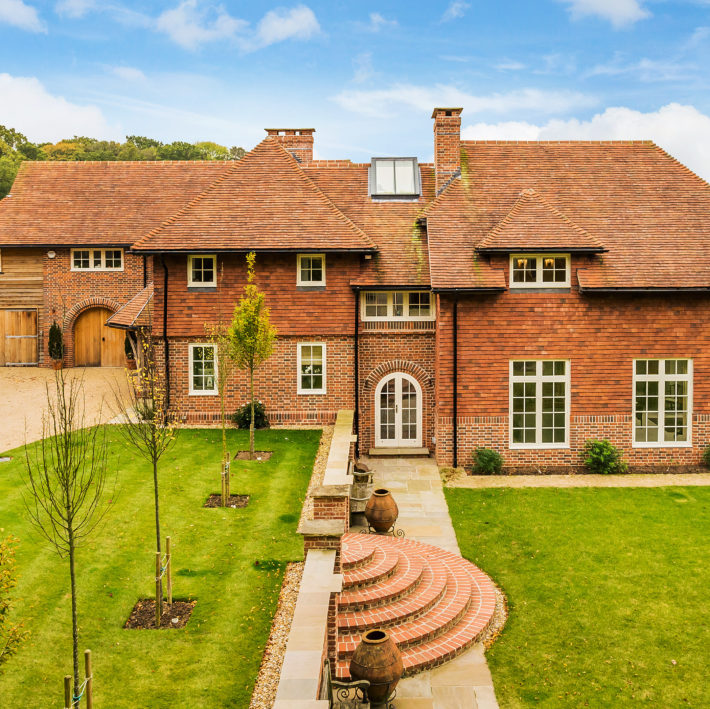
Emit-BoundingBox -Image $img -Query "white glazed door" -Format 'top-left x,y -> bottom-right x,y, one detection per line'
376,374 -> 422,447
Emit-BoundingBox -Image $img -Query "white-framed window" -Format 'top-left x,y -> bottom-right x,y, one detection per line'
188,344 -> 217,395
70,248 -> 124,271
369,158 -> 421,197
187,255 -> 217,287
298,343 -> 326,394
510,360 -> 570,448
633,359 -> 692,447
297,254 -> 325,286
360,291 -> 435,321
510,254 -> 570,288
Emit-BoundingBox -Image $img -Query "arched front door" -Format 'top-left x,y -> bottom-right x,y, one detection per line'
375,373 -> 423,448
74,308 -> 124,367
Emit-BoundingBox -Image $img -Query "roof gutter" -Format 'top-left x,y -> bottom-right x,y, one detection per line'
476,247 -> 608,254
432,287 -> 506,294
130,247 -> 378,255
579,286 -> 710,293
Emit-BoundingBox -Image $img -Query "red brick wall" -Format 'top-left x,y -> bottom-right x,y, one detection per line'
358,327 -> 436,453
155,252 -> 360,337
43,248 -> 148,366
166,335 -> 354,425
436,255 -> 710,469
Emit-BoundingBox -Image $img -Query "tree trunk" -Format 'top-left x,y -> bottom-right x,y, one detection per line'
249,366 -> 255,459
152,447 -> 163,622
68,524 -> 79,705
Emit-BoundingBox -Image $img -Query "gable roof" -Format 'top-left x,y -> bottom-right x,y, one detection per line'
106,283 -> 153,329
132,138 -> 376,253
476,188 -> 606,253
426,140 -> 710,291
0,161 -> 232,247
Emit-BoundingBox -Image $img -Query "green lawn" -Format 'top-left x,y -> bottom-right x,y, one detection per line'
0,427 -> 319,708
445,486 -> 710,707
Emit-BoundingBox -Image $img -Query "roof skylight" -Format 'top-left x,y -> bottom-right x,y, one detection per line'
369,158 -> 420,197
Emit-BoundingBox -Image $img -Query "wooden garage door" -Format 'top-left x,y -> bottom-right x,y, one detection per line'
1,310 -> 38,366
74,308 -> 124,367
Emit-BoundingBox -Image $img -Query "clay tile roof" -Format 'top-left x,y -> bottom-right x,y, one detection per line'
106,284 -> 154,329
132,138 -> 376,253
476,188 -> 606,253
426,141 -> 710,290
424,179 -> 506,291
0,161 -> 233,247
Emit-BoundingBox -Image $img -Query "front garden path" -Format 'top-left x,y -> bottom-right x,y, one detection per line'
352,456 -> 499,709
449,472 -> 710,488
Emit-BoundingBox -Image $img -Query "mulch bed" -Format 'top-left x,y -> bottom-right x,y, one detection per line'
124,599 -> 196,629
470,465 -> 710,476
203,494 -> 250,509
236,450 -> 273,461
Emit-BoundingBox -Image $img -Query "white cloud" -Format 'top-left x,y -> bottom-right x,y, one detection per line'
0,73 -> 119,141
111,66 -> 147,82
55,0 -> 94,18
495,60 -> 526,71
461,103 -> 710,182
441,1 -> 470,22
366,12 -> 397,32
559,0 -> 650,28
586,56 -> 696,82
250,4 -> 319,49
0,0 -> 46,32
332,83 -> 596,119
352,52 -> 373,84
156,0 -> 246,50
155,1 -> 319,51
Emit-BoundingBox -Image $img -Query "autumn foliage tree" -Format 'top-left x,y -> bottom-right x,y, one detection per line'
0,536 -> 27,673
228,252 -> 277,459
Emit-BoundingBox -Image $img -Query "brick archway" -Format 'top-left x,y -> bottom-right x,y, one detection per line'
61,297 -> 121,367
362,359 -> 434,396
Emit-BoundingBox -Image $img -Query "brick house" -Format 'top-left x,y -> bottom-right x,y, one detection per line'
2,109 -> 710,471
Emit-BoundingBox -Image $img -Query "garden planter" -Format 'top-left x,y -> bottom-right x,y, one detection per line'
125,358 -> 137,370
51,359 -> 63,370
365,489 -> 399,533
349,629 -> 403,705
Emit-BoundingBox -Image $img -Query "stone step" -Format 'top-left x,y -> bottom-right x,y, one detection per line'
342,544 -> 400,590
368,447 -> 430,457
338,549 -> 424,611
338,557 -> 447,632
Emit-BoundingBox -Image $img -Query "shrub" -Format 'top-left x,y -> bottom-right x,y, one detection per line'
230,401 -> 269,430
48,321 -> 64,361
702,446 -> 710,468
124,334 -> 134,360
471,447 -> 504,475
582,439 -> 628,475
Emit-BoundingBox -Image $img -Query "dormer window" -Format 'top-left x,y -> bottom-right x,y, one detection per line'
510,254 -> 570,288
188,254 -> 217,288
297,254 -> 325,286
369,158 -> 420,197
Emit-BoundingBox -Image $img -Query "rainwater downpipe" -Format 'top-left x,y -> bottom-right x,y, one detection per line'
354,288 -> 360,458
161,255 -> 170,409
452,297 -> 458,468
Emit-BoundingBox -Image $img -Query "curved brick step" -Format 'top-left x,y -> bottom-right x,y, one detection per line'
337,556 -> 447,632
343,544 -> 400,589
338,556 -> 473,657
336,533 -> 497,680
339,549 -> 424,611
341,539 -> 375,571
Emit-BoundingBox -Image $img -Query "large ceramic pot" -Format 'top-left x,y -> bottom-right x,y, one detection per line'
364,489 -> 399,534
349,629 -> 403,705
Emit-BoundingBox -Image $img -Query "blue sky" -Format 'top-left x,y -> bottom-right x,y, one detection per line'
1,0 -> 710,177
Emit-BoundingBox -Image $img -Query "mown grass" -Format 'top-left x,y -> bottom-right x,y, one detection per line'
0,427 -> 319,708
445,486 -> 710,707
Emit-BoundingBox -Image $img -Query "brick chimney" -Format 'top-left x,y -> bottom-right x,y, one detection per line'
265,128 -> 315,164
432,107 -> 462,194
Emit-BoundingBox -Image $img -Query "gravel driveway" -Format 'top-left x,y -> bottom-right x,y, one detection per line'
0,367 -> 129,454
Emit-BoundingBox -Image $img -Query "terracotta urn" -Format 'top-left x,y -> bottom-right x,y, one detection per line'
51,359 -> 63,370
349,629 -> 403,705
365,489 -> 399,534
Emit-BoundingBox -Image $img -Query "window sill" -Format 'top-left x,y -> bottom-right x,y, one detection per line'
188,391 -> 218,396
509,287 -> 571,293
509,443 -> 570,450
297,390 -> 327,396
187,286 -> 217,292
632,441 -> 692,449
296,285 -> 326,291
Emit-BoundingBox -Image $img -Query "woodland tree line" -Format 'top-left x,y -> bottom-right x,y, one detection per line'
0,124 -> 245,197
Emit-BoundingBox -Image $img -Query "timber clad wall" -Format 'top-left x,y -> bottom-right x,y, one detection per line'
435,256 -> 710,468
43,249 -> 149,366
